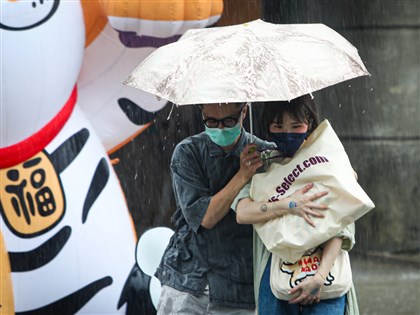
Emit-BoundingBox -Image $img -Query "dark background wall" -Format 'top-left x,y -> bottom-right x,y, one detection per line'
111,0 -> 420,259
260,0 -> 420,259
110,0 -> 262,235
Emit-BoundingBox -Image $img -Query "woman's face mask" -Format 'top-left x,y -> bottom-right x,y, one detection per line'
268,112 -> 310,157
205,124 -> 242,147
269,132 -> 308,157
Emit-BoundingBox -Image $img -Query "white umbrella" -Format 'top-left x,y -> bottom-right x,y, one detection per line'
124,19 -> 369,106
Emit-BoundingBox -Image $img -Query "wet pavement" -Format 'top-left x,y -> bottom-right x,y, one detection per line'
350,254 -> 420,315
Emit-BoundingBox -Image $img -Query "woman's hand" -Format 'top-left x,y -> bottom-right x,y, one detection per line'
287,183 -> 328,227
288,273 -> 324,305
238,143 -> 263,182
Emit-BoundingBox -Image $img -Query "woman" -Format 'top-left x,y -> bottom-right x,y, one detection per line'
233,95 -> 359,314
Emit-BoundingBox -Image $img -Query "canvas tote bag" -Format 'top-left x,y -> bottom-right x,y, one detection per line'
270,247 -> 352,300
251,119 -> 375,263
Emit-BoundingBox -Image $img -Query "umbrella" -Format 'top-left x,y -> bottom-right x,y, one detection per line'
124,19 -> 369,138
123,19 -> 369,106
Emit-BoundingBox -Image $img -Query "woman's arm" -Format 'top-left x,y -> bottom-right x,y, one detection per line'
201,143 -> 262,229
236,183 -> 328,227
288,237 -> 343,305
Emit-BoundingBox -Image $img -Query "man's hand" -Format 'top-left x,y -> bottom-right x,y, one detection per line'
239,143 -> 263,182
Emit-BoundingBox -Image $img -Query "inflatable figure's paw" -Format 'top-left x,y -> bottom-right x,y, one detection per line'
118,264 -> 155,315
118,98 -> 157,126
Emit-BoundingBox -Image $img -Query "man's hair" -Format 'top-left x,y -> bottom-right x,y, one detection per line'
260,95 -> 319,138
199,102 -> 245,110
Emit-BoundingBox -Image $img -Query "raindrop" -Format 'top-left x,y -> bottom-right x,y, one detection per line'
338,103 -> 342,108
362,110 -> 365,114
370,88 -> 374,91
348,85 -> 351,88
167,103 -> 175,120
134,172 -> 138,180
163,146 -> 166,151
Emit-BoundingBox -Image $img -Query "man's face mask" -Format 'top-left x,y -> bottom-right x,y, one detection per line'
205,124 -> 242,147
269,132 -> 308,157
203,105 -> 244,147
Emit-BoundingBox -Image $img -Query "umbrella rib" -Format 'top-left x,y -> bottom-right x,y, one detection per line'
245,28 -> 293,101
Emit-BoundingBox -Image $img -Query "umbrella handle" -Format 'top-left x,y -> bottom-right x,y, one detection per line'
247,102 -> 254,142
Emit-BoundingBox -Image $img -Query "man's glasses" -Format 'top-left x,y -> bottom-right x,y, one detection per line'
202,106 -> 244,128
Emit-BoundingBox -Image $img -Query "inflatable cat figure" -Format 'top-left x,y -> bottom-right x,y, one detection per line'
0,1 -> 222,313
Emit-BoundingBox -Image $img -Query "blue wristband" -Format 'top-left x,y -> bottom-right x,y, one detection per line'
288,201 -> 297,209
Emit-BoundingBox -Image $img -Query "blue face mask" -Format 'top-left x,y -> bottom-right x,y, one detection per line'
270,132 -> 308,157
205,124 -> 242,147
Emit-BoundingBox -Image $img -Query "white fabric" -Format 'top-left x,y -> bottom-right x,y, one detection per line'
251,120 -> 375,263
270,247 -> 352,300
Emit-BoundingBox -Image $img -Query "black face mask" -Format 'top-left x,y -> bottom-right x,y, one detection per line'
269,132 -> 308,157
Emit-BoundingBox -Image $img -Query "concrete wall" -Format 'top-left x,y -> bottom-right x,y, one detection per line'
262,0 -> 420,255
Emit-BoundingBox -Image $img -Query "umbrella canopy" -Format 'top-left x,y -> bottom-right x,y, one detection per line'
124,19 -> 369,105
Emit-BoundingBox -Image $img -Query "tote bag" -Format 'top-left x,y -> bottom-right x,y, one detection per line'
270,247 -> 352,300
251,119 -> 375,263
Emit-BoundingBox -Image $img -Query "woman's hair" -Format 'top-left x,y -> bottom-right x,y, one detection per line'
260,94 -> 319,138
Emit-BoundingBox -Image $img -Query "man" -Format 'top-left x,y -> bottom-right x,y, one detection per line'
155,103 -> 273,314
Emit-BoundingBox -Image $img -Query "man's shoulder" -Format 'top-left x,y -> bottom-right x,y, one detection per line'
172,132 -> 208,159
175,132 -> 207,149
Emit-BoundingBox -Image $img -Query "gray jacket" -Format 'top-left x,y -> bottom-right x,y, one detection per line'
155,130 -> 273,309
